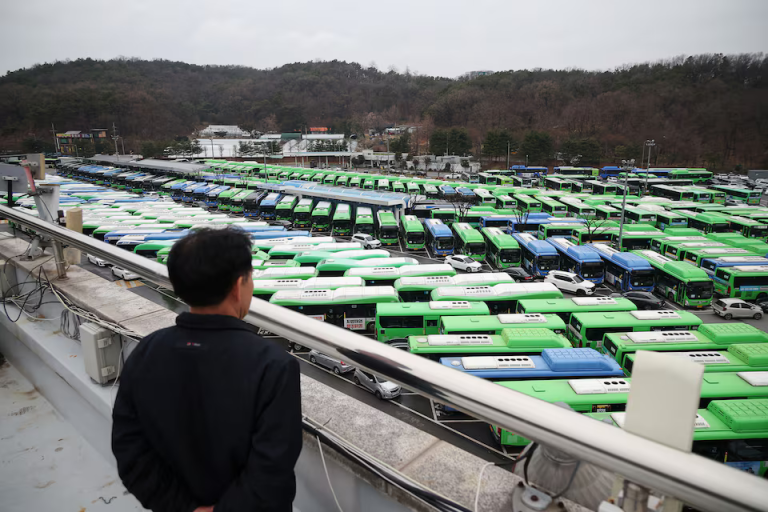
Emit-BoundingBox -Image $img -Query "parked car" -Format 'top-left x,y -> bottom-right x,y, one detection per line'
353,369 -> 401,400
444,254 -> 483,272
725,199 -> 747,207
755,299 -> 768,313
712,298 -> 763,320
544,270 -> 596,296
111,266 -> 141,281
87,254 -> 110,267
351,233 -> 382,249
502,267 -> 534,282
268,219 -> 293,229
308,350 -> 355,375
612,291 -> 666,310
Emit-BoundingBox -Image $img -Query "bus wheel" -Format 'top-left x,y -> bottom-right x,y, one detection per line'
667,293 -> 674,302
754,313 -> 763,320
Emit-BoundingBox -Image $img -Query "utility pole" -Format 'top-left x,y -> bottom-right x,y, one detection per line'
111,123 -> 120,161
617,159 -> 635,252
506,141 -> 510,170
50,123 -> 59,153
644,140 -> 655,195
120,137 -> 126,156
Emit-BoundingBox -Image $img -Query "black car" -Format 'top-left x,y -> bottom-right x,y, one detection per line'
613,291 -> 666,310
755,299 -> 768,313
268,219 -> 293,229
502,267 -> 534,282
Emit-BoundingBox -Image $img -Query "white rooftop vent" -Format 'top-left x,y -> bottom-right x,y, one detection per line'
429,301 -> 473,310
460,356 -> 535,370
625,331 -> 697,343
427,335 -> 494,346
733,265 -> 768,272
738,372 -> 768,386
629,310 -> 682,320
611,412 -> 709,429
571,297 -> 618,306
569,379 -> 630,395
667,351 -> 730,364
498,314 -> 547,324
719,257 -> 768,263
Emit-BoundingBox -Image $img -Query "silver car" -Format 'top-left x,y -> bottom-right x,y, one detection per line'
308,350 -> 355,375
353,369 -> 401,400
712,298 -> 763,320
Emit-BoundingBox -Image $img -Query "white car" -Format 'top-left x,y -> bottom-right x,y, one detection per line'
444,254 -> 483,272
712,298 -> 763,320
353,369 -> 401,400
544,270 -> 596,296
86,254 -> 110,267
111,266 -> 141,281
351,233 -> 382,249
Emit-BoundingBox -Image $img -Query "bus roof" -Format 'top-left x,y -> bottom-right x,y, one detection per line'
269,286 -> 399,305
376,301 -> 490,316
432,282 -> 562,300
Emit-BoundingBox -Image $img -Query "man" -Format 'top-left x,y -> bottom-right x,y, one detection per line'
112,228 -> 302,511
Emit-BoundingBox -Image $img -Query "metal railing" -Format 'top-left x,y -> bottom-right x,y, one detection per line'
1,203 -> 766,512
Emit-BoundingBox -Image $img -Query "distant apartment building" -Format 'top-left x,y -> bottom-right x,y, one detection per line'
198,125 -> 251,138
56,129 -> 109,155
464,70 -> 494,80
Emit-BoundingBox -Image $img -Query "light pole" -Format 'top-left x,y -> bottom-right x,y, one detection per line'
643,140 -> 655,195
617,159 -> 635,252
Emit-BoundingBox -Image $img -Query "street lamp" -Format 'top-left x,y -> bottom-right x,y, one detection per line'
617,159 -> 635,252
643,139 -> 655,194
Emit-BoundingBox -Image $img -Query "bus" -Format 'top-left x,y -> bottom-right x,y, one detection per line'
292,198 -> 314,229
316,257 -> 421,277
375,301 -> 490,342
423,184 -> 439,198
393,273 -> 514,302
408,329 -> 571,361
354,207 -> 375,235
270,287 -> 399,332
570,180 -> 594,194
567,309 -> 703,350
430,208 -> 457,223
515,194 -> 542,213
663,241 -> 731,261
669,168 -> 713,184
592,398 -> 768,476
440,347 -> 623,381
474,188 -> 495,205
294,249 -> 390,266
700,256 -> 768,277
611,230 -> 666,252
311,201 -> 333,232
513,232 -> 560,277
564,202 -> 596,219
650,184 -> 695,202
438,313 -> 566,336
677,211 -> 731,234
586,243 -> 654,292
544,177 -> 572,192
594,205 -> 621,221
480,227 -> 521,268
650,236 -> 710,257
275,195 -> 298,221
654,211 -> 689,231
510,175 -> 533,188
588,180 -> 618,195
258,192 -> 282,220
546,238 -> 604,283
492,375 -> 768,447
241,191 -> 267,218
252,277 -> 364,300
495,195 -> 517,210
516,296 -> 638,323
267,242 -> 364,260
452,223 -> 486,260
713,265 -> 768,301
539,197 -> 568,217
622,206 -> 656,224
680,186 -> 713,203
376,211 -> 399,246
399,215 -> 426,250
602,323 -> 768,370
680,247 -> 757,267
252,266 -> 317,280
430,282 -> 563,315
632,250 -> 714,308
711,185 -> 762,205
345,264 -> 454,286
424,218 -> 454,256
706,232 -> 768,256
725,216 -> 768,240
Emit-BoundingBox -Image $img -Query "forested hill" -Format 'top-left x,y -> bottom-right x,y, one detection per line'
1,54 -> 766,168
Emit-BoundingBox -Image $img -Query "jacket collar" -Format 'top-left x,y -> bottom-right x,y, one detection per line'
176,312 -> 256,333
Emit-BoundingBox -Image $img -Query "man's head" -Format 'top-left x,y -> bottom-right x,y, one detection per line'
168,227 -> 254,318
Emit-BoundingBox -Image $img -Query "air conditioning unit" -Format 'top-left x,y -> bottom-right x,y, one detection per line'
80,323 -> 122,385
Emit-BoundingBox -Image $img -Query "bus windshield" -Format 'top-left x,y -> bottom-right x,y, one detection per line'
500,249 -> 521,264
407,232 -> 425,244
631,270 -> 655,288
437,237 -> 454,250
581,262 -> 604,279
687,281 -> 714,300
538,255 -> 559,270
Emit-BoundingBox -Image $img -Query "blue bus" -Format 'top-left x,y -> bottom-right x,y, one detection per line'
170,181 -> 201,202
205,185 -> 230,209
480,216 -> 517,229
440,348 -> 623,381
599,166 -> 622,179
586,243 -> 655,292
512,232 -> 560,277
423,218 -> 454,256
456,187 -> 476,202
546,237 -> 605,283
699,256 -> 768,277
251,230 -> 311,240
510,217 -> 585,235
439,185 -> 456,199
258,192 -> 283,220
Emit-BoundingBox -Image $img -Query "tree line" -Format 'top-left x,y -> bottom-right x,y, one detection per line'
1,53 -> 766,169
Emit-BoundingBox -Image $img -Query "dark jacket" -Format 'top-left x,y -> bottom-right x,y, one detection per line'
112,313 -> 302,512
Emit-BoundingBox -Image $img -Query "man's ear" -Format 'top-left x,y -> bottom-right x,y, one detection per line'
231,275 -> 244,303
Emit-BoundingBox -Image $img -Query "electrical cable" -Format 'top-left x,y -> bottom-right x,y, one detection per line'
317,436 -> 345,512
473,462 -> 494,512
472,443 -> 535,512
550,461 -> 581,500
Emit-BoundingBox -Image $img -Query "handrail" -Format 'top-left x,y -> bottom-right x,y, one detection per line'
1,203 -> 766,512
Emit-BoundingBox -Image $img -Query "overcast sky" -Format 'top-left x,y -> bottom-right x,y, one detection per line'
2,0 -> 766,77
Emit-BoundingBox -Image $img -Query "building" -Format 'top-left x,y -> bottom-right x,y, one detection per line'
464,70 -> 494,80
55,129 -> 109,156
198,125 -> 251,138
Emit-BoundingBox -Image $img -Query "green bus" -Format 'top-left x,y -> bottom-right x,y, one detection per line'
252,266 -> 317,280
706,233 -> 768,257
292,198 -> 314,229
725,216 -> 768,240
538,197 -> 568,217
393,273 -> 514,302
349,176 -> 361,188
216,188 -> 239,211
275,195 -> 299,221
594,205 -> 622,221
294,249 -> 390,266
407,182 -> 420,196
495,195 -> 517,210
376,211 -> 400,246
681,186 -> 714,203
354,207 -> 375,235
567,309 -> 703,350
331,203 -> 352,236
611,230 -> 666,252
516,296 -> 638,324
375,301 -> 490,342
480,227 -> 521,268
451,222 -> 486,260
345,263 -> 454,286
252,276 -> 364,299
680,247 -> 757,267
514,194 -> 543,213
713,265 -> 768,301
399,215 -> 426,250
438,313 -> 566,336
544,177 -> 572,192
602,322 -> 768,370
650,236 -> 710,257
267,242 -> 364,260
270,286 -> 400,332
632,250 -> 714,307
431,283 -> 563,315
228,189 -> 253,215
592,398 -> 768,477
311,201 -> 333,232
316,257 -> 420,277
711,186 -> 762,205
336,175 -> 350,187
408,328 -> 571,360
677,211 -> 731,234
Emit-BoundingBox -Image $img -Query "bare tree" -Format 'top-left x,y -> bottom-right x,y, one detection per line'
449,197 -> 473,224
580,216 -> 610,244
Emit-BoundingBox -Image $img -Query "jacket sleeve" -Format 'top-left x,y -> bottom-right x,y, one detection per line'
214,356 -> 303,512
112,365 -> 199,512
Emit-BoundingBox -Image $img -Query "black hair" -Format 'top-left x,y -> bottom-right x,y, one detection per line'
168,227 -> 252,307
